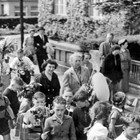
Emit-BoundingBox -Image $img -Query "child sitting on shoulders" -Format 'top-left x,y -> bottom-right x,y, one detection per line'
109,91 -> 126,139
72,89 -> 91,140
62,88 -> 76,116
115,113 -> 140,140
23,91 -> 50,140
41,96 -> 76,140
85,101 -> 111,140
0,83 -> 16,140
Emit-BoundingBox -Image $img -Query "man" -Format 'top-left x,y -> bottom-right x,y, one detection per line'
34,27 -> 49,72
3,77 -> 24,117
61,52 -> 90,95
10,49 -> 35,84
99,33 -> 114,71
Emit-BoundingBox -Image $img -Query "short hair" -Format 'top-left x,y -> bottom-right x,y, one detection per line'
83,52 -> 92,60
121,113 -> 140,127
41,59 -> 58,71
53,96 -> 66,105
17,49 -> 24,54
69,52 -> 82,66
73,89 -> 88,102
111,45 -> 120,53
106,33 -> 114,38
33,91 -> 46,100
11,77 -> 24,86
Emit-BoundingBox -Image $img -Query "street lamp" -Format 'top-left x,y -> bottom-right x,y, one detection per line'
20,0 -> 24,48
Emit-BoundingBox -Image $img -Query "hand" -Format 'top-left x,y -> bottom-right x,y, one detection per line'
41,132 -> 49,140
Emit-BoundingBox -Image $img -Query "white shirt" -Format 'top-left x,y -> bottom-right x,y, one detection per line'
87,122 -> 108,140
115,132 -> 137,140
10,56 -> 34,71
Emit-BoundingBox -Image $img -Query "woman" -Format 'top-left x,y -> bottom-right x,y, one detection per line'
23,27 -> 37,64
61,52 -> 90,95
102,45 -> 123,101
35,59 -> 60,108
118,39 -> 131,93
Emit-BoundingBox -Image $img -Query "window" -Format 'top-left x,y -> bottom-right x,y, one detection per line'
30,5 -> 38,16
14,6 -> 27,16
54,0 -> 67,15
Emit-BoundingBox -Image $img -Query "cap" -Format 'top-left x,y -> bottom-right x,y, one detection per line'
38,26 -> 45,31
113,91 -> 126,106
118,39 -> 127,45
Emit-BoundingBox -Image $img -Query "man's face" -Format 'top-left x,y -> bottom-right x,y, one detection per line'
107,35 -> 114,42
72,56 -> 82,69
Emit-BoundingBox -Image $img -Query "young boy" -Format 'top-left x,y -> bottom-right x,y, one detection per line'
72,89 -> 91,140
0,83 -> 15,140
62,89 -> 76,116
41,96 -> 76,140
115,113 -> 140,140
23,91 -> 50,140
3,76 -> 24,117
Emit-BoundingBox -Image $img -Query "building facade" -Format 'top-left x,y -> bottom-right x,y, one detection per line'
0,0 -> 38,17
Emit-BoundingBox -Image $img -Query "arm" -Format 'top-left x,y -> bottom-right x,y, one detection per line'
9,57 -> 18,70
70,118 -> 77,140
41,118 -> 51,140
60,71 -> 71,95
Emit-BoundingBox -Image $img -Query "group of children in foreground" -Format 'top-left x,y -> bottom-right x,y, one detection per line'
0,76 -> 140,140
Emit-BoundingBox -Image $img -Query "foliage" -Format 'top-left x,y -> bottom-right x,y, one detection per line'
0,17 -> 38,29
100,0 -> 140,35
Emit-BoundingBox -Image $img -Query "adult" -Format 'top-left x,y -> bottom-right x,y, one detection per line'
118,39 -> 131,93
10,49 -> 35,84
61,52 -> 90,95
23,27 -> 37,64
102,45 -> 123,100
3,77 -> 24,117
34,26 -> 49,73
99,33 -> 114,71
35,59 -> 60,107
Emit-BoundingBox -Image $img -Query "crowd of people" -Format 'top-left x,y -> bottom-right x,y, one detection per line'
0,26 -> 138,140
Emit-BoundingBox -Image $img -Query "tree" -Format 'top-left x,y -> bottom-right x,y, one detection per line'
100,0 -> 140,35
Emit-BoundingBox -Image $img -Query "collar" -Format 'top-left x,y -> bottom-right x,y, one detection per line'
112,106 -> 123,112
52,114 -> 69,121
73,66 -> 81,74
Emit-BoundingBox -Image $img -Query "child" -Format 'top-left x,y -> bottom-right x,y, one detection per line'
0,83 -> 16,140
3,76 -> 24,118
41,96 -> 76,140
82,52 -> 93,76
85,101 -> 111,140
62,89 -> 76,116
23,91 -> 50,140
72,89 -> 91,140
115,113 -> 140,140
109,91 -> 126,139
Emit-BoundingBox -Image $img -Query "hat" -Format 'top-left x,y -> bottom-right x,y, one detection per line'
118,39 -> 127,45
38,26 -> 45,31
113,91 -> 126,106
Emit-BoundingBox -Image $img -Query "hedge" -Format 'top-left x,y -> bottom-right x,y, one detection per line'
0,16 -> 38,29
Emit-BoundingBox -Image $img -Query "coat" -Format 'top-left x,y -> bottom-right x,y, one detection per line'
61,66 -> 90,95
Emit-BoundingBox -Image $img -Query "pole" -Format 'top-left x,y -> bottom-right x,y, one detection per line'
20,0 -> 24,49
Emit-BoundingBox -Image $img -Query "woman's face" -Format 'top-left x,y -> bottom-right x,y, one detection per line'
45,63 -> 55,74
84,54 -> 90,63
72,56 -> 82,69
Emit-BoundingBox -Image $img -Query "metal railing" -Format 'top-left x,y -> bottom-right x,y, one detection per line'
130,60 -> 140,85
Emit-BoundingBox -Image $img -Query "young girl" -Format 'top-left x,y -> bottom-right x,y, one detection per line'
62,89 -> 76,116
85,101 -> 111,140
41,96 -> 76,140
0,83 -> 15,140
115,113 -> 140,140
23,91 -> 50,140
109,91 -> 126,139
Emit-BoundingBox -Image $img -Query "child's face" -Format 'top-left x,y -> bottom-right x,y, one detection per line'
76,99 -> 89,108
33,98 -> 46,107
124,122 -> 140,139
53,103 -> 66,119
62,92 -> 73,104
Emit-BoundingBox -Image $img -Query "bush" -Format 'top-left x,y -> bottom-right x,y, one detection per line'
0,16 -> 38,29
